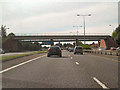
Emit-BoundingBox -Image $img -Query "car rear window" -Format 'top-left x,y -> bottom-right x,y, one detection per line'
50,47 -> 60,49
76,47 -> 82,49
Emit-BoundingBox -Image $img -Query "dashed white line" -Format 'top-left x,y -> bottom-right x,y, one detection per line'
70,57 -> 73,59
75,62 -> 79,65
0,55 -> 46,74
93,77 -> 109,89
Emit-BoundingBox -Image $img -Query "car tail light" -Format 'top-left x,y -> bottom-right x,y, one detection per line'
48,49 -> 50,51
54,50 -> 56,52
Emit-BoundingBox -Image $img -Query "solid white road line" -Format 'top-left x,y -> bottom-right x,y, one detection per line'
93,77 -> 109,89
0,55 -> 46,74
75,62 -> 79,65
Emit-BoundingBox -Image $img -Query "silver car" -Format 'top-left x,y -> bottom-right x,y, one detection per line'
117,47 -> 120,51
0,48 -> 5,54
98,47 -> 105,51
74,46 -> 83,55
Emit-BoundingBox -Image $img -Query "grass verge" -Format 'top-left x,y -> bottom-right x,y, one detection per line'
1,51 -> 47,61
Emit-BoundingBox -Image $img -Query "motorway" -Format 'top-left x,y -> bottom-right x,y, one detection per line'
2,50 -> 118,88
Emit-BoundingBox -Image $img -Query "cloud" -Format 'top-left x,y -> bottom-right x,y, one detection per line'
2,2 -> 118,35
1,0 -> 119,2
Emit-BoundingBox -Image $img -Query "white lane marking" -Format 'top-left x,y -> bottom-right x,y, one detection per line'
70,57 -> 73,59
93,77 -> 109,89
0,55 -> 46,74
75,62 -> 79,65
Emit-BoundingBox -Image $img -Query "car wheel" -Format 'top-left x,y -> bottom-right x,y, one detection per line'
47,55 -> 50,57
81,53 -> 83,55
59,54 -> 62,57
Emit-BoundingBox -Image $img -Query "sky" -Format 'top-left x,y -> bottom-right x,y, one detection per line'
0,0 -> 119,36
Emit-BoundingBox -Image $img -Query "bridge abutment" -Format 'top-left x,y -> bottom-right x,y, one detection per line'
100,37 -> 118,49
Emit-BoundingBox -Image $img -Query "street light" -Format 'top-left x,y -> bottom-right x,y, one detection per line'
77,14 -> 91,44
109,24 -> 115,35
109,24 -> 114,32
73,25 -> 82,35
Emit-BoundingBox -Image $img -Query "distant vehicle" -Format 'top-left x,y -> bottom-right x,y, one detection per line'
0,48 -> 5,54
66,47 -> 69,51
47,46 -> 62,57
98,47 -> 105,51
68,48 -> 74,52
110,47 -> 116,50
116,47 -> 120,51
74,46 -> 83,55
61,48 -> 63,50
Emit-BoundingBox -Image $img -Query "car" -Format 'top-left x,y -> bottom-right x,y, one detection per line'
61,48 -> 63,50
68,48 -> 74,52
0,48 -> 5,54
98,47 -> 105,51
74,46 -> 83,54
116,47 -> 120,51
110,47 -> 116,50
47,46 -> 62,57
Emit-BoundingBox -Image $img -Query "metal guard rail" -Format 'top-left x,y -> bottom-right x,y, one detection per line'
84,50 -> 120,56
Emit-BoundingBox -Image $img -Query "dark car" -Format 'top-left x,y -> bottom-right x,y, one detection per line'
47,46 -> 62,57
74,46 -> 83,54
68,48 -> 74,52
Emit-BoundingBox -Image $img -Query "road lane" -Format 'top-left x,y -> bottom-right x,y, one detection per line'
2,50 -> 100,88
69,52 -> 118,88
2,50 -> 118,88
2,53 -> 46,70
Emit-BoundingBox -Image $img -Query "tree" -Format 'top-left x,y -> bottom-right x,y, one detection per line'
78,41 -> 83,46
63,43 -> 67,47
0,25 -> 8,38
92,42 -> 95,45
8,32 -> 15,37
112,25 -> 120,46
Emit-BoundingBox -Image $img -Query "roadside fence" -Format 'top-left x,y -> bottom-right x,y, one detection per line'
84,50 -> 120,56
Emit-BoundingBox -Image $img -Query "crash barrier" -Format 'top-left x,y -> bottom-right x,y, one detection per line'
84,50 -> 120,56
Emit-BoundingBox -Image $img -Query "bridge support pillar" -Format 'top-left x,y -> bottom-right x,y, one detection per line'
50,39 -> 54,46
98,41 -> 100,47
100,38 -> 118,50
75,39 -> 79,46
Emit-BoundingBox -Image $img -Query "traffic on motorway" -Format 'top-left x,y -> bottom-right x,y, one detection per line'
1,46 -> 120,55
2,48 -> 118,88
47,46 -> 83,57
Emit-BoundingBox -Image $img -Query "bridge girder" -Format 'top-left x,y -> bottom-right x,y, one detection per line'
13,35 -> 111,41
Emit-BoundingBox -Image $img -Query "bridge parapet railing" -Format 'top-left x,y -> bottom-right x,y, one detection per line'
15,33 -> 110,36
84,50 -> 120,56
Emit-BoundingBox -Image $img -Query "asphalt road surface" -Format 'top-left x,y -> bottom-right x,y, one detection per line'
2,50 -> 118,88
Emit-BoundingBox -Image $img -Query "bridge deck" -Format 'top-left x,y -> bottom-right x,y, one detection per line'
13,35 -> 111,40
